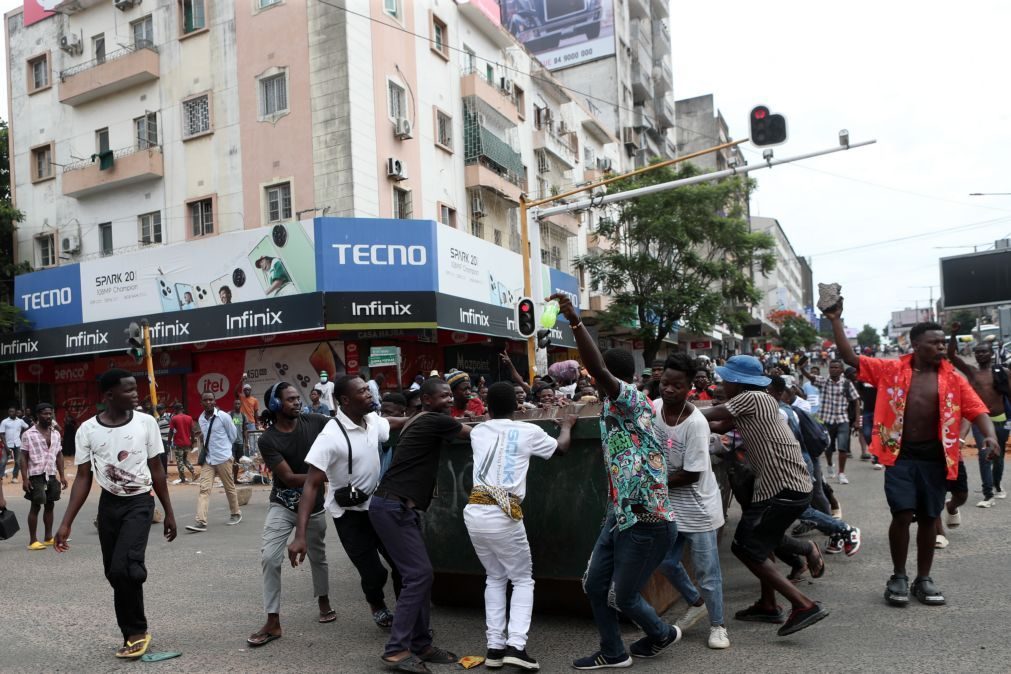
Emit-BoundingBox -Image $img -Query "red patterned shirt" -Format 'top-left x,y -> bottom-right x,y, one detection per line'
21,425 -> 62,478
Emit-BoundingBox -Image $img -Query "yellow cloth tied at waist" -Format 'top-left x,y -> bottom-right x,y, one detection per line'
468,485 -> 523,521
990,412 -> 1007,423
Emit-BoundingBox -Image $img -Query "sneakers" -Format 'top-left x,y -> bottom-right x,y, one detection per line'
171,479 -> 183,485
996,487 -> 1007,499
859,453 -> 872,461
502,647 -> 539,670
708,626 -> 730,649
185,522 -> 207,533
911,576 -> 945,605
837,473 -> 850,485
629,625 -> 682,658
885,574 -> 910,606
935,535 -> 949,549
976,497 -> 995,508
825,535 -> 844,555
826,465 -> 837,479
675,602 -> 708,632
873,463 -> 884,471
831,507 -> 843,520
946,509 -> 961,527
485,648 -> 506,669
791,521 -> 816,537
843,527 -> 861,556
371,606 -> 394,631
572,652 -> 633,669
227,513 -> 243,525
777,602 -> 829,636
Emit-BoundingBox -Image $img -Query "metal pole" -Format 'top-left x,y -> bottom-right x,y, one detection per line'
519,196 -> 536,383
142,319 -> 158,416
535,140 -> 877,218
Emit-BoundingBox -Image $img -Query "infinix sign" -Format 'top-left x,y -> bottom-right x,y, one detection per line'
331,244 -> 427,266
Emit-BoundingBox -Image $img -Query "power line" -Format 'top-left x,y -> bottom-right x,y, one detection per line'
808,215 -> 1011,257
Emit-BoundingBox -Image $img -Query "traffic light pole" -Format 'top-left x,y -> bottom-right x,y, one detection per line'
142,319 -> 159,417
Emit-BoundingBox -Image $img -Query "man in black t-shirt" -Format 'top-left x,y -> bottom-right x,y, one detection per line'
369,378 -> 472,671
246,382 -> 334,648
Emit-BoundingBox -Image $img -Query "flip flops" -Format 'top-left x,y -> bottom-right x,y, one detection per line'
318,609 -> 337,623
246,631 -> 282,647
115,634 -> 152,659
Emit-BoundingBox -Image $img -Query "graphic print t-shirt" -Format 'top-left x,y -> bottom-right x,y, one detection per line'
76,412 -> 163,496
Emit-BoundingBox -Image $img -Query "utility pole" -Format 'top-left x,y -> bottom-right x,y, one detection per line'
910,285 -> 938,321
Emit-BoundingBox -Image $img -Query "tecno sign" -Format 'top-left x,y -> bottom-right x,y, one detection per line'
197,373 -> 230,397
331,244 -> 427,266
21,287 -> 73,310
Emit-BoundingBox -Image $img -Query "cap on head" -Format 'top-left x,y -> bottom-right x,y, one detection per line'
34,402 -> 54,414
445,370 -> 470,391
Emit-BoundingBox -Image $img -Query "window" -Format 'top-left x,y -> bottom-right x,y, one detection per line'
435,109 -> 452,151
388,80 -> 406,121
392,186 -> 412,219
189,198 -> 214,237
139,212 -> 162,244
99,222 -> 113,257
93,34 -> 106,64
430,15 -> 448,59
536,150 -> 550,174
462,46 -> 476,73
383,0 -> 399,19
259,72 -> 288,117
493,230 -> 502,246
95,128 -> 110,154
265,182 -> 292,222
182,94 -> 211,137
181,0 -> 206,34
258,0 -> 281,7
30,143 -> 53,182
27,54 -> 49,92
514,84 -> 525,119
36,234 -> 55,267
485,63 -> 494,84
438,203 -> 456,228
132,15 -> 154,48
134,113 -> 158,149
470,220 -> 484,239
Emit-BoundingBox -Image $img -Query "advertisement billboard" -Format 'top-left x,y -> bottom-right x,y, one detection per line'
941,249 -> 1011,309
314,218 -> 438,293
501,0 -> 615,70
23,0 -> 56,27
437,222 -> 524,308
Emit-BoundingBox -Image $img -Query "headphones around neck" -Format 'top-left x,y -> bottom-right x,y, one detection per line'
267,382 -> 289,414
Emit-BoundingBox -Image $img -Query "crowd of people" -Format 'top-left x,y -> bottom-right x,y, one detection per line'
1,293 -> 1007,670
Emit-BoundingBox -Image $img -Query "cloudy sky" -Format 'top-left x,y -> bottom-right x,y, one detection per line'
3,1 -> 1010,333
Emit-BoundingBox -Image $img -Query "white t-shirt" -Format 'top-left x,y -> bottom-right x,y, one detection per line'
305,410 -> 390,517
1,417 -> 28,447
791,396 -> 812,413
464,418 -> 557,533
313,380 -> 336,411
75,412 -> 163,496
651,402 -> 725,533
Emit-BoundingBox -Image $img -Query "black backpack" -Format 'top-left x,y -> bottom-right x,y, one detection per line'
795,408 -> 831,457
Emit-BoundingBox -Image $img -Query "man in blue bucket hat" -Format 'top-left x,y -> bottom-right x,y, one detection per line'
702,355 -> 830,637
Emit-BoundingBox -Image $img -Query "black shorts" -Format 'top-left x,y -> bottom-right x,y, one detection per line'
946,460 -> 968,494
884,458 -> 946,517
24,475 -> 61,506
732,489 -> 812,563
232,443 -> 245,462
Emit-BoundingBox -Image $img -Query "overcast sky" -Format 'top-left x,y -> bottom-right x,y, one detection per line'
4,1 -> 1010,333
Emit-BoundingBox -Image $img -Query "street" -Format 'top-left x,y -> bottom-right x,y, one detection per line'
1,452 -> 1008,673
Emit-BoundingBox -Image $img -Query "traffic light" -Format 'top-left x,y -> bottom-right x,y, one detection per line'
125,322 -> 144,363
749,106 -> 787,147
515,297 -> 536,338
537,329 -> 552,350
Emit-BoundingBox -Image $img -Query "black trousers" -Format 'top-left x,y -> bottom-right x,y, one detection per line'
333,509 -> 402,606
98,490 -> 154,640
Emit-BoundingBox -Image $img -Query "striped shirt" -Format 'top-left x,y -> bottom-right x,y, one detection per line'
813,375 -> 858,424
724,391 -> 812,502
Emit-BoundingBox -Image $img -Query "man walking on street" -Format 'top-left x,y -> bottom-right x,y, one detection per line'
825,300 -> 998,606
549,293 -> 683,669
186,393 -> 241,532
946,331 -> 1009,507
230,399 -> 246,484
20,403 -> 67,549
246,382 -> 334,647
237,376 -> 261,431
1,407 -> 28,483
801,358 -> 859,483
168,403 -> 196,484
55,369 -> 177,660
289,376 -> 402,633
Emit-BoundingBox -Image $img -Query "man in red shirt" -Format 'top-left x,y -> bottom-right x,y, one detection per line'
825,299 -> 998,607
168,403 -> 197,484
446,370 -> 486,419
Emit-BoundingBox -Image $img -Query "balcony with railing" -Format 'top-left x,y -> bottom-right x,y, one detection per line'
631,58 -> 653,103
656,93 -> 675,128
653,58 -> 673,94
534,124 -> 578,169
62,145 -> 163,198
59,44 -> 159,106
653,20 -> 671,60
461,67 -> 521,126
463,103 -> 525,204
541,209 -> 581,237
634,103 -> 655,132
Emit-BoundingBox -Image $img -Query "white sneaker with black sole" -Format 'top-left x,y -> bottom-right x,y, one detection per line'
708,626 -> 730,649
502,647 -> 539,670
185,522 -> 207,533
675,602 -> 708,632
976,498 -> 995,508
996,487 -> 1007,499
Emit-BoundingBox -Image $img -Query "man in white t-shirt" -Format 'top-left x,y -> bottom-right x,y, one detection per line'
289,375 -> 403,631
313,371 -> 336,411
1,407 -> 29,482
652,354 -> 729,650
54,368 -> 176,660
464,382 -> 575,671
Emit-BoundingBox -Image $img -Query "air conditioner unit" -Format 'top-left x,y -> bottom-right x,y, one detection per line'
471,192 -> 486,218
386,157 -> 407,181
114,0 -> 140,10
61,234 -> 80,255
59,33 -> 83,56
597,157 -> 613,172
394,117 -> 413,140
622,127 -> 640,148
499,77 -> 513,94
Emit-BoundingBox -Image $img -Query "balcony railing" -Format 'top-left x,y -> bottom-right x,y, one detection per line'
59,44 -> 160,106
62,145 -> 163,198
534,125 -> 577,168
61,43 -> 157,80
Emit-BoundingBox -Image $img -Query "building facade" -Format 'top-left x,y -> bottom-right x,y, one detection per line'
750,216 -> 807,321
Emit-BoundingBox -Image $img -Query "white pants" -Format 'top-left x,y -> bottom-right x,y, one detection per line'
464,508 -> 535,650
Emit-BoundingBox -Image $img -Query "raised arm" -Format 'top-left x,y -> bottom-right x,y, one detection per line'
500,351 -> 532,393
553,414 -> 577,456
946,323 -> 974,377
822,298 -> 859,369
550,293 -> 621,400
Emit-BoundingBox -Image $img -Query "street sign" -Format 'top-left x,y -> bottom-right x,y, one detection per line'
368,345 -> 401,368
690,341 -> 712,349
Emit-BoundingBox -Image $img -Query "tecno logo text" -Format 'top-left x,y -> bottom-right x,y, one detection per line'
332,244 -> 427,266
21,287 -> 72,310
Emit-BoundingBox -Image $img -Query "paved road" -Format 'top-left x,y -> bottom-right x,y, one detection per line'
1,452 -> 1008,673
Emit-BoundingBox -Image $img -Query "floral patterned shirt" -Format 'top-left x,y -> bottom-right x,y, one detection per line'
599,381 -> 675,531
858,355 -> 989,479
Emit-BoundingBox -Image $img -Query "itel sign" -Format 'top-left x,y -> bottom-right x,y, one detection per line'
197,373 -> 231,399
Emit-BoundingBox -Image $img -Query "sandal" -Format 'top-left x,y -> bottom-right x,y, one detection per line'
787,565 -> 809,583
319,609 -> 337,623
246,631 -> 281,647
381,653 -> 431,673
808,543 -> 826,579
115,634 -> 152,659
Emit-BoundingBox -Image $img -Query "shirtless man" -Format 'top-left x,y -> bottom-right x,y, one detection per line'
947,326 -> 1009,507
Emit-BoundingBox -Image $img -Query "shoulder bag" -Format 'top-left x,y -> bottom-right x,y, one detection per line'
333,421 -> 371,508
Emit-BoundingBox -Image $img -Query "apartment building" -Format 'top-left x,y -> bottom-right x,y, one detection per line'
674,93 -> 747,173
6,0 -> 619,280
750,216 -> 808,321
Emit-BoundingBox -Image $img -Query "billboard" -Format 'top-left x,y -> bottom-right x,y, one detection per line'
23,0 -> 57,27
891,309 -> 931,328
941,249 -> 1011,309
501,0 -> 615,70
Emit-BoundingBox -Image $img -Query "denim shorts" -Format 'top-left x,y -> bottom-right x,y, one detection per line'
884,458 -> 946,517
732,489 -> 812,563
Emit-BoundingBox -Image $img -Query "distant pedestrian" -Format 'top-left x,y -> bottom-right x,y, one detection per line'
168,403 -> 196,484
367,372 -> 386,412
20,403 -> 67,550
302,389 -> 332,416
236,376 -> 261,431
1,407 -> 28,483
800,359 -> 858,483
185,393 -> 242,532
230,399 -> 246,484
55,368 -> 176,660
314,371 -> 336,411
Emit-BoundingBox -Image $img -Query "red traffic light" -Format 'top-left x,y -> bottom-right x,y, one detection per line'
519,300 -> 533,313
752,107 -> 768,120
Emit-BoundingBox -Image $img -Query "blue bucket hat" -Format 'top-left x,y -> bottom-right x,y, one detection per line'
716,355 -> 771,387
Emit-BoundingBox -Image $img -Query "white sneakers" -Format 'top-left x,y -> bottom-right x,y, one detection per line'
996,487 -> 1007,499
827,465 -> 837,478
977,498 -> 995,508
708,626 -> 730,650
946,509 -> 961,527
838,473 -> 850,485
873,463 -> 884,471
675,603 -> 708,632
831,507 -> 843,520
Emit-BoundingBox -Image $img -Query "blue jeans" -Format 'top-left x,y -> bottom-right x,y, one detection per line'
972,422 -> 1008,499
799,506 -> 847,536
585,513 -> 675,658
657,528 -> 724,626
